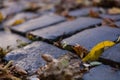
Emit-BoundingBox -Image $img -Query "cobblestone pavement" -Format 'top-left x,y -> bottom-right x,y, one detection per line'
0,0 -> 120,80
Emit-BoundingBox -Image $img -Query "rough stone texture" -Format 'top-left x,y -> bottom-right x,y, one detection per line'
101,43 -> 120,63
4,12 -> 38,27
5,41 -> 70,74
100,14 -> 120,21
62,26 -> 120,51
0,31 -> 30,48
11,13 -> 65,34
83,65 -> 120,80
29,17 -> 101,41
69,7 -> 99,17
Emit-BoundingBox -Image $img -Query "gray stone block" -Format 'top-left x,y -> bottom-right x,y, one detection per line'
83,65 -> 120,80
101,43 -> 120,63
5,41 -> 71,74
0,31 -> 30,48
11,13 -> 65,34
62,26 -> 120,51
100,14 -> 120,21
69,7 -> 100,17
29,17 -> 101,41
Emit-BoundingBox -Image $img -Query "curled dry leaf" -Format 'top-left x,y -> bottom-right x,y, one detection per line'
0,61 -> 21,80
72,44 -> 88,59
82,40 -> 115,62
108,7 -> 120,14
89,9 -> 100,18
41,54 -> 54,62
38,54 -> 88,80
102,18 -> 119,28
11,65 -> 27,75
61,10 -> 76,21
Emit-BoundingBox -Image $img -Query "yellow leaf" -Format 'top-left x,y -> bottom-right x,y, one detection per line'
0,12 -> 4,22
82,40 -> 115,62
12,19 -> 25,26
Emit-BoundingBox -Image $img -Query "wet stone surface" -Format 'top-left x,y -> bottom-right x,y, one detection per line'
0,25 -> 3,29
0,31 -> 30,48
83,65 -> 120,80
101,43 -> 120,63
0,2 -> 29,17
29,17 -> 101,41
11,13 -> 66,34
62,26 -> 120,51
99,14 -> 120,21
4,12 -> 39,27
4,41 -> 71,74
115,21 -> 120,28
69,7 -> 100,17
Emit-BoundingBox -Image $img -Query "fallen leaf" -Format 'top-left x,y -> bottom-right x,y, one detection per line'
89,9 -> 100,18
82,40 -> 115,62
73,44 -> 88,59
12,19 -> 25,26
108,7 -> 120,14
89,61 -> 102,66
11,65 -> 27,75
41,54 -> 54,62
0,61 -> 21,80
0,46 -> 13,58
0,12 -> 4,22
102,18 -> 118,28
16,39 -> 28,48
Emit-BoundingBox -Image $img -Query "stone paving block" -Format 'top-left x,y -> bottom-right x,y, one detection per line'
69,7 -> 100,17
101,43 -> 120,63
4,12 -> 39,27
11,13 -> 65,34
0,2 -> 29,18
28,17 -> 101,41
0,25 -> 3,29
4,41 -> 71,74
0,31 -> 30,48
115,21 -> 120,28
100,14 -> 120,21
83,65 -> 120,80
62,26 -> 120,51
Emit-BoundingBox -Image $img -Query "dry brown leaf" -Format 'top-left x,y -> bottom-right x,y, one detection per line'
11,65 -> 27,75
102,18 -> 118,28
72,45 -> 88,59
89,9 -> 100,18
38,54 -> 88,80
108,7 -> 120,14
0,61 -> 21,80
56,10 -> 76,21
